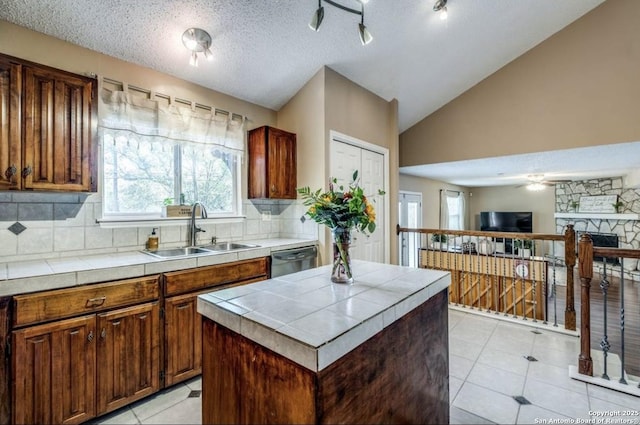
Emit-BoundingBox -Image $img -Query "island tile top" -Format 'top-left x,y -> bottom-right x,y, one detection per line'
197,260 -> 450,371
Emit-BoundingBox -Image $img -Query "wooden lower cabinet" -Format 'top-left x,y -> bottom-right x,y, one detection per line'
97,302 -> 160,415
12,315 -> 96,425
163,257 -> 269,387
6,257 -> 270,423
165,292 -> 202,386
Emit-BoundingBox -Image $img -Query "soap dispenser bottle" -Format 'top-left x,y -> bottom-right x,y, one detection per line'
147,228 -> 159,250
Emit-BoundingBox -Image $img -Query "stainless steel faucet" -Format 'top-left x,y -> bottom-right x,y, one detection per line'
189,202 -> 208,247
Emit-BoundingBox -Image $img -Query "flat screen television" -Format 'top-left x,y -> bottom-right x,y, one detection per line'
480,211 -> 533,233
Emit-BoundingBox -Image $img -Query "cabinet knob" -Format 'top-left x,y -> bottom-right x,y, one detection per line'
271,184 -> 276,192
100,328 -> 106,339
4,165 -> 16,181
22,165 -> 32,178
87,330 -> 94,342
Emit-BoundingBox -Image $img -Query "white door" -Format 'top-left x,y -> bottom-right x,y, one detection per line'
360,149 -> 385,262
330,139 -> 385,263
398,192 -> 422,267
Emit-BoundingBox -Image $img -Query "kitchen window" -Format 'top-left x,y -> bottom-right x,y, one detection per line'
98,83 -> 245,219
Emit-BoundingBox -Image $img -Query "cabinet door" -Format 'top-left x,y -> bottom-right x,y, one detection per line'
97,302 -> 160,415
12,315 -> 96,425
22,65 -> 95,191
0,57 -> 22,190
248,126 -> 296,199
165,292 -> 202,386
267,127 -> 296,199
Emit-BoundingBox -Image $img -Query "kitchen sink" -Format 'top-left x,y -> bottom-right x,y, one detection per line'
199,242 -> 259,251
142,247 -> 214,258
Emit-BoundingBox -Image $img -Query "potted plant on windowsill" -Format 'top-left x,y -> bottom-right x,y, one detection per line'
431,233 -> 448,251
513,238 -> 533,257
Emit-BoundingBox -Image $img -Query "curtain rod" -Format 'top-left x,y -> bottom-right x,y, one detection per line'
440,189 -> 464,194
100,76 -> 247,122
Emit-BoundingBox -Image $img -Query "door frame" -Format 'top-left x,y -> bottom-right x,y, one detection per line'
330,130 -> 390,264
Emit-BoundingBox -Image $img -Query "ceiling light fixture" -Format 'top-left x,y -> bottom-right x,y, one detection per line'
526,182 -> 546,191
309,0 -> 373,45
182,28 -> 213,67
433,0 -> 448,20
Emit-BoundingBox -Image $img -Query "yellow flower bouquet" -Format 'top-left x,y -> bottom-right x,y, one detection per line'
298,171 -> 384,283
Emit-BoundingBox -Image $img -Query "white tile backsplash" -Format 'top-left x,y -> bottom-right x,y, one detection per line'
85,227 -> 114,249
54,227 -> 85,251
0,197 -> 311,262
18,227 -> 54,254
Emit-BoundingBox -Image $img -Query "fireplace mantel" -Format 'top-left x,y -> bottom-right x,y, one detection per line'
554,212 -> 640,220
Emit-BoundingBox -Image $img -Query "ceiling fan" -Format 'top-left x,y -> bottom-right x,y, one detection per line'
517,174 -> 572,190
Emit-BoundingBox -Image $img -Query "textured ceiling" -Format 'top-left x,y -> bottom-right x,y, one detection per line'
0,0 -> 604,133
2,0 -> 620,187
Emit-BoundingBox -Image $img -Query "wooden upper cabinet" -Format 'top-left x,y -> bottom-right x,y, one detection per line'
248,126 -> 297,199
23,65 -> 96,192
0,53 -> 97,192
0,57 -> 22,190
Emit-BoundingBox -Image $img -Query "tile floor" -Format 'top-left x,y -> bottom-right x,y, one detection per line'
91,309 -> 640,424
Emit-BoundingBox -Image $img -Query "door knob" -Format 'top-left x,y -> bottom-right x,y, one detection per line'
22,165 -> 32,178
4,165 -> 16,180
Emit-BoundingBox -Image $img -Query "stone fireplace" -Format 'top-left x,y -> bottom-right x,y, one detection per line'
555,177 -> 640,277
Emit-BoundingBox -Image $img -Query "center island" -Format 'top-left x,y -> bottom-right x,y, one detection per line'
197,260 -> 451,424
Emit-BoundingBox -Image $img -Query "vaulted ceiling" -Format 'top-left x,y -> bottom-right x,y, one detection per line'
1,0 -> 615,186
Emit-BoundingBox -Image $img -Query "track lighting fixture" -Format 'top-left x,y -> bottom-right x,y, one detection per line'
433,0 -> 448,20
309,0 -> 373,45
182,28 -> 214,67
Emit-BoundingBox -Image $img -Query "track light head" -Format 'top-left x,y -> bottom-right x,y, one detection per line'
358,23 -> 373,45
309,5 -> 325,31
309,0 -> 372,45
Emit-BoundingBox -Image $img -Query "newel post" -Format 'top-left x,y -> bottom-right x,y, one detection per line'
564,225 -> 576,330
578,233 -> 594,376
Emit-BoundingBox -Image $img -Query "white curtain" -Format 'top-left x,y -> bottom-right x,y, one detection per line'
439,190 -> 450,229
440,190 -> 466,230
458,192 -> 466,230
98,87 -> 245,155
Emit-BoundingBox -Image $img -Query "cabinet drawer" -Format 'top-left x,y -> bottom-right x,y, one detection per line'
13,275 -> 160,327
164,258 -> 268,296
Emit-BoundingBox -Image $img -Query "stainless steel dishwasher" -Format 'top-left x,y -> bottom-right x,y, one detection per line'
270,246 -> 318,277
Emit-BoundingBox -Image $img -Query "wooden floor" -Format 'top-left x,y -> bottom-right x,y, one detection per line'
554,268 -> 640,377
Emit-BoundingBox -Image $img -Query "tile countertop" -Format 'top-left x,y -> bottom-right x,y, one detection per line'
197,260 -> 451,372
0,238 -> 317,297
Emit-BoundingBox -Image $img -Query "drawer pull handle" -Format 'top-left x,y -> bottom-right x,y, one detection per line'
87,330 -> 94,342
86,296 -> 106,307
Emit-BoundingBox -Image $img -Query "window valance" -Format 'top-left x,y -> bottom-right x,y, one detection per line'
98,87 -> 245,155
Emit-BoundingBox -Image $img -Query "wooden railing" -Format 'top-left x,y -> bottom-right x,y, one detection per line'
577,233 -> 640,385
397,225 -> 577,330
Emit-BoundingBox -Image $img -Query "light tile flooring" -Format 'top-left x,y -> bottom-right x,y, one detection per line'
91,309 -> 639,424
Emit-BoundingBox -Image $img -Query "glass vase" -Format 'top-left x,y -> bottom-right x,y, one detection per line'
331,227 -> 353,284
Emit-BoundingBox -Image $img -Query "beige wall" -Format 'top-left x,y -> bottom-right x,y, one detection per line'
0,20 -> 277,129
400,0 -> 640,167
0,19 -> 279,202
468,186 -> 556,234
278,67 -> 400,265
324,68 -> 400,264
277,68 -> 326,192
399,175 -> 468,230
1,21 -> 401,265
